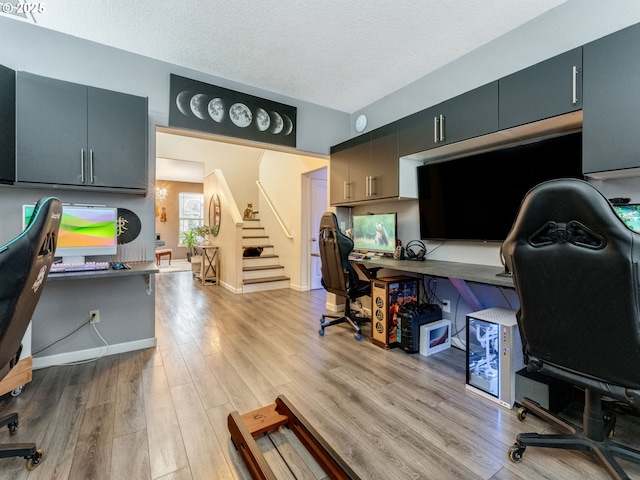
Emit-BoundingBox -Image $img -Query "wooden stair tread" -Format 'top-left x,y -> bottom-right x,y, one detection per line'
243,275 -> 290,285
243,254 -> 278,259
243,265 -> 283,271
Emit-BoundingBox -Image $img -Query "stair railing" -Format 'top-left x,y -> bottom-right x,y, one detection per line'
256,180 -> 293,239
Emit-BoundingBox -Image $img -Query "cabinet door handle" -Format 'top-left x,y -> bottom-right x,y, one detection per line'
572,66 -> 578,105
369,176 -> 375,196
89,149 -> 94,184
434,116 -> 439,143
439,114 -> 445,142
80,149 -> 85,183
343,181 -> 348,199
365,176 -> 369,196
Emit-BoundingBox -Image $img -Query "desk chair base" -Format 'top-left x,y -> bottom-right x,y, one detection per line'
509,390 -> 640,480
319,313 -> 370,341
0,412 -> 44,470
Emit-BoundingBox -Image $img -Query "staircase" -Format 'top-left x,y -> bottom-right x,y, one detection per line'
242,218 -> 290,293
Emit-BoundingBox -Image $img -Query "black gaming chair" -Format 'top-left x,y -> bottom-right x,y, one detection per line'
502,178 -> 640,479
0,196 -> 62,471
317,212 -> 378,340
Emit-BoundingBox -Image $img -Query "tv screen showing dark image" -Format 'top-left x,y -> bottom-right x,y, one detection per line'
417,132 -> 583,242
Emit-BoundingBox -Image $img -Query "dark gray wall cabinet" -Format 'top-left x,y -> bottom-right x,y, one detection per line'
583,23 -> 640,175
499,47 -> 582,130
398,82 -> 499,157
330,123 -> 399,205
13,71 -> 148,193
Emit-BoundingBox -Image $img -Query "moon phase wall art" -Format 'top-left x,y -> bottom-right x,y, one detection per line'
169,74 -> 297,148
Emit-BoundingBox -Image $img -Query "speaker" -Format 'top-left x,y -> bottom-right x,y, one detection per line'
370,276 -> 418,349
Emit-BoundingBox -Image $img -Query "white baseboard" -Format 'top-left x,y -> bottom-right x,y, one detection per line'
290,283 -> 309,292
33,337 -> 157,369
325,302 -> 344,313
220,281 -> 243,293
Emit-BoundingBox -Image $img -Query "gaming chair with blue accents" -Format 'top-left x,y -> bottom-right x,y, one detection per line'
317,212 -> 379,340
0,196 -> 62,471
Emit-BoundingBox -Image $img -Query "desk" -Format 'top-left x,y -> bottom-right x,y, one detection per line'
352,257 -> 513,311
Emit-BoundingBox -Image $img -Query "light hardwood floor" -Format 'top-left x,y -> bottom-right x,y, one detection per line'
1,270 -> 640,479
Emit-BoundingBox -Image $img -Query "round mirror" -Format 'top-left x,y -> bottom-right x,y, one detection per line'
209,194 -> 221,236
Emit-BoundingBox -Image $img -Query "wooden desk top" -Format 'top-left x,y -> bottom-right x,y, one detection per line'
352,256 -> 514,288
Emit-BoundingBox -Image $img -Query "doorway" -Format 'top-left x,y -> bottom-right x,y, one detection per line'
304,168 -> 327,290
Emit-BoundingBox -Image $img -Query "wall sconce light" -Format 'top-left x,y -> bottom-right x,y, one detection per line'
155,187 -> 168,204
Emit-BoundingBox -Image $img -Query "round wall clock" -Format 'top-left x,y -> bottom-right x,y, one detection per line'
209,194 -> 221,236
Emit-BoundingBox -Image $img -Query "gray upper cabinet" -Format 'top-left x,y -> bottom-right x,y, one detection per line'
398,82 -> 498,157
329,122 -> 400,206
583,23 -> 640,175
499,47 -> 582,130
15,71 -> 148,193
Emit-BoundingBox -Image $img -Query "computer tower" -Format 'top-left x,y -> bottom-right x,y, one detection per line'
465,307 -> 524,409
396,302 -> 442,353
370,276 -> 418,349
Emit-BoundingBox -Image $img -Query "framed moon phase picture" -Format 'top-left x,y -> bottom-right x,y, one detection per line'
169,74 -> 297,148
209,194 -> 220,236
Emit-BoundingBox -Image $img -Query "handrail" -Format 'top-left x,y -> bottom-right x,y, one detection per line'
256,180 -> 293,239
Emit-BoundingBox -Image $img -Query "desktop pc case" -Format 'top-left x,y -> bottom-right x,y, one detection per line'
370,276 -> 418,349
466,307 -> 524,408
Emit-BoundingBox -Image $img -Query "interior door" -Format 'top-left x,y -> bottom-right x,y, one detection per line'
310,175 -> 327,290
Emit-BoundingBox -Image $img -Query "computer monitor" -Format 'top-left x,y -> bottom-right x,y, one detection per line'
351,212 -> 397,255
23,204 -> 118,263
612,204 -> 640,234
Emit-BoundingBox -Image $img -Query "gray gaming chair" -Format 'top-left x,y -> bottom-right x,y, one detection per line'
502,179 -> 640,480
0,196 -> 62,471
317,212 -> 379,340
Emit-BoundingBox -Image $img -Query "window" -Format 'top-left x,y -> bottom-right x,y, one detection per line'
178,192 -> 204,244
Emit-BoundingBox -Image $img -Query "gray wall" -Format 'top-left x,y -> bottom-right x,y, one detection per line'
351,0 -> 640,135
0,15 -> 348,363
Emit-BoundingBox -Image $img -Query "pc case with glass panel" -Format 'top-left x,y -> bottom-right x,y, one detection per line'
466,307 -> 524,408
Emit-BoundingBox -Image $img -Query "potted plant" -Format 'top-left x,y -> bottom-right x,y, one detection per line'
180,225 -> 216,262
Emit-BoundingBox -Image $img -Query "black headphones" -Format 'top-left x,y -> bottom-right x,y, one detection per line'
405,240 -> 427,261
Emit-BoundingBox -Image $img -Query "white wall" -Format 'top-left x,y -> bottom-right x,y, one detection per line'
156,131 -> 263,210
258,151 -> 328,289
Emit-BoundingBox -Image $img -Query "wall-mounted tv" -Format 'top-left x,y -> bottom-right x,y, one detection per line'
352,212 -> 397,255
417,132 -> 583,242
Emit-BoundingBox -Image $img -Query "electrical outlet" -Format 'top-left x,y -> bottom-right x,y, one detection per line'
442,299 -> 450,313
89,309 -> 100,324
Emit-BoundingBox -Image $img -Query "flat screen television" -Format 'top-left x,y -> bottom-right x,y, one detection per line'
352,212 -> 397,255
23,204 -> 118,263
612,204 -> 640,233
417,132 -> 583,241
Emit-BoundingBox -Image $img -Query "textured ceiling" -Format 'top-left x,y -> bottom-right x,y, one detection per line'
8,0 -> 566,113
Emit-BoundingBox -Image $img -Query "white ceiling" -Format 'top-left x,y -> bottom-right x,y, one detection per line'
11,0 -> 566,114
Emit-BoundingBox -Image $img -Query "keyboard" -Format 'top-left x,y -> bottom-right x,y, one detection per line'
348,253 -> 369,260
49,261 -> 110,273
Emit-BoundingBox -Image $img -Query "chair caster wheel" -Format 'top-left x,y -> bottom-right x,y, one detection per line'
26,449 -> 44,470
508,444 -> 525,463
318,329 -> 324,336
10,385 -> 23,397
8,420 -> 18,436
517,406 -> 528,421
355,333 -> 362,341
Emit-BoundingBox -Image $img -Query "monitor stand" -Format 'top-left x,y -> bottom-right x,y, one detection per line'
61,255 -> 85,264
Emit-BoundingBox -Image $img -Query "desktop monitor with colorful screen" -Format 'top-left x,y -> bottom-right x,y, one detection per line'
23,204 -> 118,263
612,204 -> 640,234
